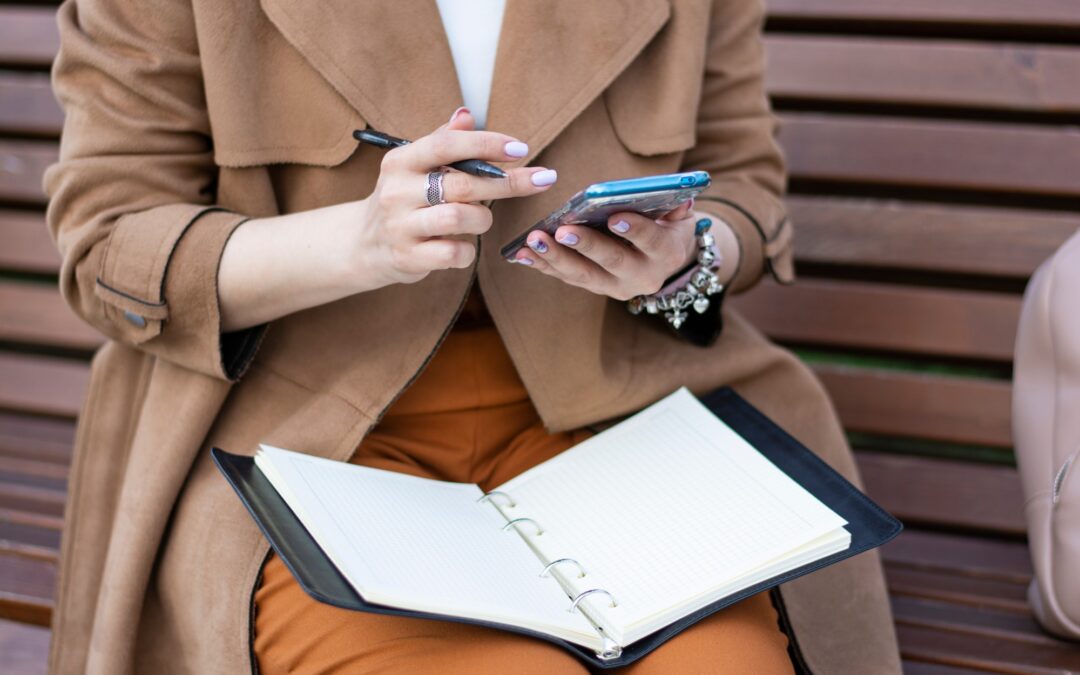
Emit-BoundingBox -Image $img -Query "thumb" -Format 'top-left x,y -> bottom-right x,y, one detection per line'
444,106 -> 476,131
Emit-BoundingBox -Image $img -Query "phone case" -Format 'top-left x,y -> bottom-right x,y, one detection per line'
500,172 -> 711,259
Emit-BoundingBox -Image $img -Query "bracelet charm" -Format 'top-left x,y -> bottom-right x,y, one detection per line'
627,218 -> 723,330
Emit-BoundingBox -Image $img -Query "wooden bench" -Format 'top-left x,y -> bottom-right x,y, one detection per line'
1,1 -> 1079,672
737,1 -> 1080,671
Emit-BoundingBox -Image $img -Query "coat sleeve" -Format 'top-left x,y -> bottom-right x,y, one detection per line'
44,0 -> 264,381
680,0 -> 794,294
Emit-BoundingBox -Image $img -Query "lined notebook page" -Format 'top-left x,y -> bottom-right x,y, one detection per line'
495,389 -> 848,635
255,446 -> 596,643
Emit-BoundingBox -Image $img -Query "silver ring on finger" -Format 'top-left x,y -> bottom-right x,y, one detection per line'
426,170 -> 446,207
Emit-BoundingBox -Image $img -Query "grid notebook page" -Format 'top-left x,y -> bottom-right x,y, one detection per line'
255,446 -> 594,640
495,389 -> 848,632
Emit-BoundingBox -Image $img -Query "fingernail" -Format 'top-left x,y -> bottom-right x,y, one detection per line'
687,198 -> 695,210
449,106 -> 469,123
612,220 -> 630,233
531,169 -> 558,187
528,238 -> 549,254
557,232 -> 579,246
515,256 -> 534,266
504,141 -> 529,158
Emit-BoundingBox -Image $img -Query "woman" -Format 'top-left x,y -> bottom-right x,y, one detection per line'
45,0 -> 901,672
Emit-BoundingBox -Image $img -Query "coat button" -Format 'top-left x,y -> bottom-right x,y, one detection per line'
123,310 -> 147,328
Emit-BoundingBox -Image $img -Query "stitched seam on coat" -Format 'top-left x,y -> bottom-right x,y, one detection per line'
93,278 -> 168,308
698,195 -> 768,241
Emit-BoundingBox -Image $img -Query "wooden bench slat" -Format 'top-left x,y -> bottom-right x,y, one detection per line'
0,455 -> 68,483
766,0 -> 1080,30
896,622 -> 1080,673
885,566 -> 1028,613
858,453 -> 1025,535
780,114 -> 1080,198
0,283 -> 103,352
882,530 -> 1031,584
0,413 -> 75,465
819,366 -> 1013,449
0,464 -> 65,493
0,353 -> 89,419
0,551 -> 54,626
892,596 -> 1058,647
0,617 -> 49,675
0,539 -> 57,565
0,210 -> 58,274
0,480 -> 65,519
0,73 -> 62,137
767,36 -> 1080,114
0,7 -> 60,69
902,662 -> 989,675
0,140 -> 56,206
0,521 -> 61,552
0,508 -> 63,533
786,196 -> 1079,278
732,279 -> 1020,361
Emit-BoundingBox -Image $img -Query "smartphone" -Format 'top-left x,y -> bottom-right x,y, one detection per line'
500,171 -> 711,260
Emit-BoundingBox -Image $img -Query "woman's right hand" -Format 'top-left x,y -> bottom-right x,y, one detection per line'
356,108 -> 558,288
218,108 -> 556,332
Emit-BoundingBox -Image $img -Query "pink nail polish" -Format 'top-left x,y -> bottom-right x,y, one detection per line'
504,141 -> 529,158
531,169 -> 558,187
449,106 -> 469,123
612,220 -> 630,233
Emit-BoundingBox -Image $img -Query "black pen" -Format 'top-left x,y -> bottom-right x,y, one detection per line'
353,129 -> 508,179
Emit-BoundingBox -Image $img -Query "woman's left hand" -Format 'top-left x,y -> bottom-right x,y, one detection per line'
509,201 -> 700,301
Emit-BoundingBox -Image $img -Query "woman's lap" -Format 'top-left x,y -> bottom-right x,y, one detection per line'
253,322 -> 794,673
255,551 -> 792,675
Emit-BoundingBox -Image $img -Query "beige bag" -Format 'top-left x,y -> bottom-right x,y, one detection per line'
1013,228 -> 1080,640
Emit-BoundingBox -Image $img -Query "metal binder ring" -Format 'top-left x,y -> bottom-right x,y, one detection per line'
476,491 -> 516,508
540,558 -> 586,579
501,518 -> 543,536
569,588 -> 617,613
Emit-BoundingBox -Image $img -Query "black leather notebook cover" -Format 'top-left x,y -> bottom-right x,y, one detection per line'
213,387 -> 901,669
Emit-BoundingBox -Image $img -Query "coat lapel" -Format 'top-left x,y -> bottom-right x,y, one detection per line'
259,0 -> 670,164
259,0 -> 463,138
487,0 -> 670,165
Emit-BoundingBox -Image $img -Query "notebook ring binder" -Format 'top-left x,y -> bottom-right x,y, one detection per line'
540,558 -> 587,579
502,518 -> 543,535
218,387 -> 898,670
476,491 -> 516,508
569,588 -> 617,613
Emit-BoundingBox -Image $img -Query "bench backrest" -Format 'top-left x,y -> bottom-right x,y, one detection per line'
732,0 -> 1080,539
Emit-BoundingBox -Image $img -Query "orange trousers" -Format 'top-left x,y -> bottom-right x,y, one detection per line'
254,320 -> 795,674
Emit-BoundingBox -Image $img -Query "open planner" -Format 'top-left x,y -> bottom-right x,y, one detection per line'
215,387 -> 901,668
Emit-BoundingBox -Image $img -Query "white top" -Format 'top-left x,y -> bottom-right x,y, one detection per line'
435,0 -> 507,130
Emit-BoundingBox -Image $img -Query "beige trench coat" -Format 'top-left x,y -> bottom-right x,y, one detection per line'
44,0 -> 901,672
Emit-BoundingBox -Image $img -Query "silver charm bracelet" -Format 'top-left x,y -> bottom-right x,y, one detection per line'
627,217 -> 724,330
